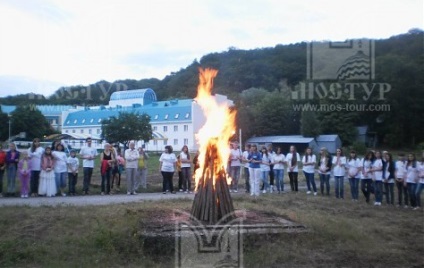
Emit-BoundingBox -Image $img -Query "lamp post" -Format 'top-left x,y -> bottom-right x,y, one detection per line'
8,114 -> 11,143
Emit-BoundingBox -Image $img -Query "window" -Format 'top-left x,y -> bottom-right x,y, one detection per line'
174,113 -> 179,119
72,129 -> 76,133
184,138 -> 188,145
89,129 -> 92,134
164,140 -> 167,146
98,119 -> 102,123
153,140 -> 157,146
74,119 -> 77,124
67,120 -> 70,124
163,126 -> 168,132
65,130 -> 69,133
174,125 -> 178,132
90,119 -> 94,123
154,114 -> 159,120
174,139 -> 178,145
52,119 -> 57,124
184,125 -> 188,132
153,126 -> 157,131
80,129 -> 84,133
97,129 -> 101,134
164,114 -> 169,120
82,119 -> 85,124
185,113 -> 190,119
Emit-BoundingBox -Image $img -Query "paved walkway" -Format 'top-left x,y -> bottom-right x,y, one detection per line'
0,192 -> 197,207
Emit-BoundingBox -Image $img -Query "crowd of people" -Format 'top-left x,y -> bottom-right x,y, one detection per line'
233,143 -> 423,210
0,137 -> 423,211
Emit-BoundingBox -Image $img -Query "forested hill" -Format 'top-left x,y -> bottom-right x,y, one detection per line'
1,29 -> 423,147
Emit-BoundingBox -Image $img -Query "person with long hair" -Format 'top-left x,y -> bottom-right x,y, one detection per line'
347,150 -> 361,201
100,143 -> 115,195
180,145 -> 192,193
38,147 -> 56,197
260,147 -> 271,193
159,145 -> 177,194
395,153 -> 408,207
136,146 -> 149,191
404,153 -> 418,209
332,148 -> 346,199
27,138 -> 44,197
302,147 -> 317,195
272,147 -> 285,194
6,143 -> 20,197
383,152 -> 395,206
361,151 -> 375,203
370,151 -> 384,206
247,144 -> 262,197
242,144 -> 251,194
415,152 -> 424,210
286,145 -> 300,193
318,147 -> 332,196
229,142 -> 242,193
267,145 -> 275,193
52,143 -> 68,196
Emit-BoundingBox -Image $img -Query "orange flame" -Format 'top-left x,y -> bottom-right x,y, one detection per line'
194,68 -> 236,190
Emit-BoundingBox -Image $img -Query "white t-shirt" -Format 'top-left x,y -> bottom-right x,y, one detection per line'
52,151 -> 68,173
302,155 -> 316,174
418,161 -> 424,184
125,148 -> 140,169
286,152 -> 300,172
372,159 -> 383,181
395,160 -> 406,179
405,164 -> 418,183
230,148 -> 242,167
180,151 -> 191,168
272,153 -> 285,170
362,159 -> 373,179
67,156 -> 79,173
260,154 -> 271,172
160,153 -> 177,172
79,146 -> 98,168
242,150 -> 250,168
27,147 -> 44,171
332,156 -> 346,177
318,156 -> 331,175
346,158 -> 361,178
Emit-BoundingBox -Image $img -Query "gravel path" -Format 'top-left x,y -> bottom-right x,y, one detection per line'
0,192 -> 197,207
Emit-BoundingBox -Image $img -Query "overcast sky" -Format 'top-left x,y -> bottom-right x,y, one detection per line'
0,0 -> 422,97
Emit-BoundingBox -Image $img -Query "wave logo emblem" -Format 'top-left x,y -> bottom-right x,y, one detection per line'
307,39 -> 375,81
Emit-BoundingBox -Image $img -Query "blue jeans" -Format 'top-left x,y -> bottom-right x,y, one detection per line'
319,173 -> 330,195
229,166 -> 240,191
261,171 -> 270,191
416,183 -> 423,207
407,183 -> 417,207
348,177 -> 360,200
334,176 -> 344,198
304,171 -> 316,192
101,168 -> 111,194
7,165 -> 17,194
374,181 -> 383,203
273,169 -> 284,192
55,172 -> 67,192
384,182 -> 395,205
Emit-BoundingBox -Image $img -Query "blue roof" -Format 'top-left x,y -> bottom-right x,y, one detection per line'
110,88 -> 157,104
63,99 -> 193,127
315,135 -> 340,142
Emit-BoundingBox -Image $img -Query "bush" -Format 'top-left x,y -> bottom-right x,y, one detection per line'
349,142 -> 367,156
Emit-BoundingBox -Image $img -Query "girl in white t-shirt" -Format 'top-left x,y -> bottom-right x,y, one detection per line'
395,153 -> 408,207
404,153 -> 418,209
286,145 -> 300,192
370,151 -> 383,206
302,147 -> 317,195
260,147 -> 271,193
332,148 -> 346,199
272,147 -> 285,193
361,151 -> 375,203
415,152 -> 424,209
346,150 -> 361,201
159,145 -> 177,194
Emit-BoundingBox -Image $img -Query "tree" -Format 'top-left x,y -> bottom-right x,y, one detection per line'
101,112 -> 152,149
300,110 -> 321,138
9,105 -> 55,141
0,109 -> 9,141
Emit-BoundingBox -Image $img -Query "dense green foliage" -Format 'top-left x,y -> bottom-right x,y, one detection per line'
1,30 -> 422,147
101,112 -> 152,148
